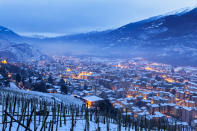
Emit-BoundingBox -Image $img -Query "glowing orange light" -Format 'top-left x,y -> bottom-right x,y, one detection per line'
127,95 -> 132,98
8,73 -> 12,78
116,64 -> 128,69
87,101 -> 92,108
165,78 -> 174,83
66,68 -> 71,72
1,60 -> 7,64
79,72 -> 92,76
145,67 -> 154,71
161,75 -> 174,83
72,72 -> 92,79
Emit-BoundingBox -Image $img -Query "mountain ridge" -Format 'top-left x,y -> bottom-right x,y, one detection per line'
1,7 -> 197,65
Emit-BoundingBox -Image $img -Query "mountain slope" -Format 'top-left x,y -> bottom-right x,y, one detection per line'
43,7 -> 197,66
0,26 -> 21,41
109,7 -> 197,44
1,7 -> 197,65
51,7 -> 197,47
0,39 -> 42,62
0,25 -> 45,62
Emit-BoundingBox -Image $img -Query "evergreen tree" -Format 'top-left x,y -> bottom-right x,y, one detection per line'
0,66 -> 8,77
4,79 -> 10,87
48,75 -> 53,84
32,81 -> 47,92
61,84 -> 68,94
59,78 -> 65,86
29,77 -> 32,84
16,73 -> 21,83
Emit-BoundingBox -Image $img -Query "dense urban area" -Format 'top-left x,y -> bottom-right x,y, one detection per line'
0,55 -> 197,130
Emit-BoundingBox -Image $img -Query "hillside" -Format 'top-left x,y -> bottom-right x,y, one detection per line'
44,7 -> 197,66
0,26 -> 44,62
1,7 -> 197,65
0,87 -> 132,131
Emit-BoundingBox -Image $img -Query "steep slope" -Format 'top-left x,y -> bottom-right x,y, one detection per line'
1,7 -> 197,65
0,39 -> 42,62
108,7 -> 197,46
0,26 -> 22,41
44,7 -> 197,66
0,25 -> 45,62
53,7 -> 197,46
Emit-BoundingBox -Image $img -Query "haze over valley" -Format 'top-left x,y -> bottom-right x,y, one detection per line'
0,1 -> 197,130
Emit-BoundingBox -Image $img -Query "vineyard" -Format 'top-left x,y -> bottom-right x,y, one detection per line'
0,88 -> 128,131
0,88 -> 194,131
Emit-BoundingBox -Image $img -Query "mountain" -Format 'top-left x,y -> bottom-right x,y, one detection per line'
108,7 -> 197,45
0,26 -> 22,41
52,7 -> 197,46
1,7 -> 197,65
0,39 -> 42,62
45,7 -> 197,66
0,26 -> 43,62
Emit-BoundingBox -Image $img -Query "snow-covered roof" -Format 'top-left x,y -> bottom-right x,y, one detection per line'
153,112 -> 165,118
114,103 -> 123,109
0,74 -> 3,79
9,82 -> 18,89
151,104 -> 159,108
83,95 -> 104,102
54,85 -> 61,89
193,119 -> 197,123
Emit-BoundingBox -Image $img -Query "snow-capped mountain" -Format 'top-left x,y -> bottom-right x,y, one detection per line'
0,39 -> 42,62
45,7 -> 197,65
0,26 -> 21,41
0,26 -> 43,62
54,7 -> 197,46
1,7 -> 197,65
111,7 -> 197,42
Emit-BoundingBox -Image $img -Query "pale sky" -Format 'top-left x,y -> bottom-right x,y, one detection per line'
0,0 -> 197,37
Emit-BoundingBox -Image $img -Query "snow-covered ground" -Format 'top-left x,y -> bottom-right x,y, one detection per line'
0,88 -> 134,131
0,103 -> 131,131
0,86 -> 135,131
4,84 -> 83,106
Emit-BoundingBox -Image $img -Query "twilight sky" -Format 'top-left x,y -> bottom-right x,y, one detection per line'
0,0 -> 197,37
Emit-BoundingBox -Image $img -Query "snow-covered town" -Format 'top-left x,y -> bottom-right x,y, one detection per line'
1,56 -> 197,130
2,0 -> 197,130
